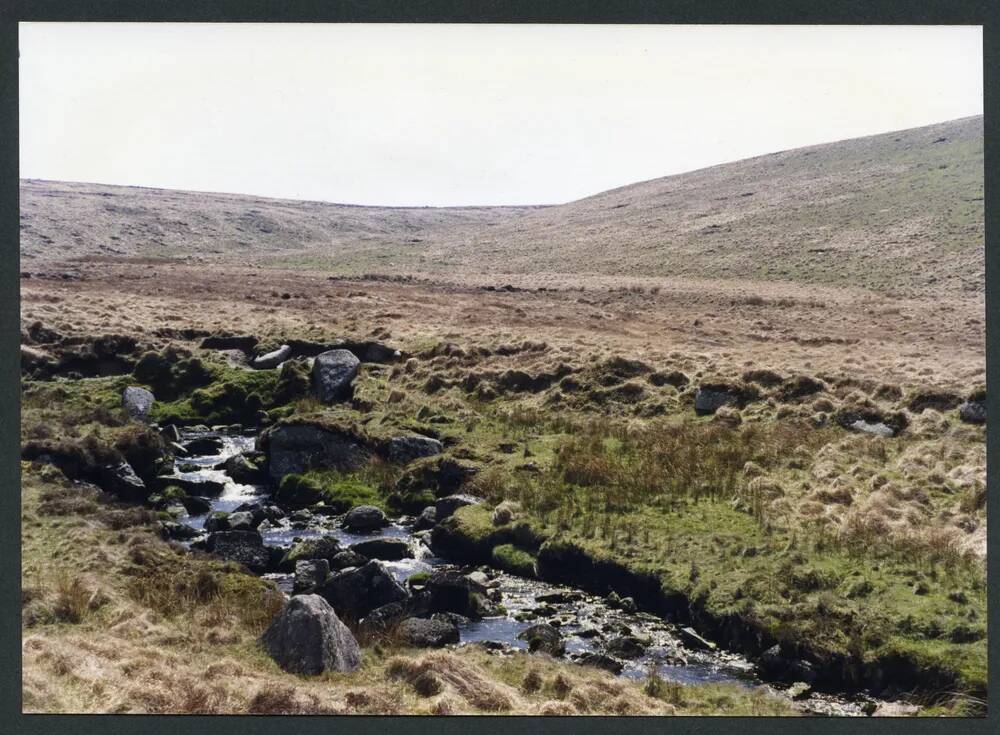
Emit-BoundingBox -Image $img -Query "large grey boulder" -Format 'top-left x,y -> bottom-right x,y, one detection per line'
342,505 -> 388,532
253,344 -> 292,370
262,423 -> 368,481
386,435 -> 443,464
260,594 -> 361,675
397,617 -> 460,648
319,560 -> 409,618
312,349 -> 360,403
122,386 -> 154,421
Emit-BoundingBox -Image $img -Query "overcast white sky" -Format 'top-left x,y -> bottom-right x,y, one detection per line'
19,23 -> 983,207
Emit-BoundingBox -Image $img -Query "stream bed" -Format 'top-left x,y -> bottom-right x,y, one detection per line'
169,427 -> 887,717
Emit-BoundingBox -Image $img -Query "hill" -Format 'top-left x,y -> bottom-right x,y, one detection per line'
20,116 -> 983,296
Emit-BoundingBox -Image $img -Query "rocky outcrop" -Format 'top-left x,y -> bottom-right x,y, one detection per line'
122,386 -> 155,421
312,349 -> 360,403
259,594 -> 361,675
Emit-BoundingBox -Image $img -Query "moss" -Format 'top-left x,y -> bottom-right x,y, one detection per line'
148,356 -> 309,426
277,470 -> 384,512
274,474 -> 323,508
491,544 -> 537,578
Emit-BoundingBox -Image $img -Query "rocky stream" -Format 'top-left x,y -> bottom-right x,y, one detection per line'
158,425 -> 897,717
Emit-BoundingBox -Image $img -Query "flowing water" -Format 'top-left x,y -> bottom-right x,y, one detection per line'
171,428 -> 882,716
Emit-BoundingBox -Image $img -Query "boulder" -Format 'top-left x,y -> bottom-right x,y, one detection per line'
161,521 -> 202,541
413,506 -> 437,531
224,453 -> 265,484
349,538 -> 412,561
293,559 -> 331,594
182,436 -> 225,455
259,594 -> 361,675
204,511 -> 231,533
359,601 -> 409,633
227,510 -> 256,531
959,400 -> 986,425
342,505 -> 388,533
397,617 -> 460,648
205,530 -> 270,572
516,623 -> 565,656
180,494 -> 212,515
253,344 -> 292,370
155,476 -> 226,497
262,423 -> 368,480
319,560 -> 409,618
99,461 -> 148,502
385,435 -> 444,464
575,652 -> 624,674
282,535 -> 343,565
424,570 -> 493,619
330,549 -> 369,570
122,386 -> 155,421
312,349 -> 361,403
435,494 -> 483,520
605,635 -> 646,659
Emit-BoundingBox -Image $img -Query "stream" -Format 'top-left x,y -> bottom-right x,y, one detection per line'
169,427 -> 884,717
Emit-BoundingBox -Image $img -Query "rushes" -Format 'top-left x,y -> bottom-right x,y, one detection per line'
539,417 -> 826,514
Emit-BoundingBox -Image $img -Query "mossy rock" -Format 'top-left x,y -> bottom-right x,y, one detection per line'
492,544 -> 537,578
275,473 -> 324,508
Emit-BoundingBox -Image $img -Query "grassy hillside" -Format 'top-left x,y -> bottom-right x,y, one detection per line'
20,116 -> 983,296
432,115 -> 983,296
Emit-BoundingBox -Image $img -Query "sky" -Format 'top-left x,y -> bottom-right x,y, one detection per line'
19,23 -> 983,207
